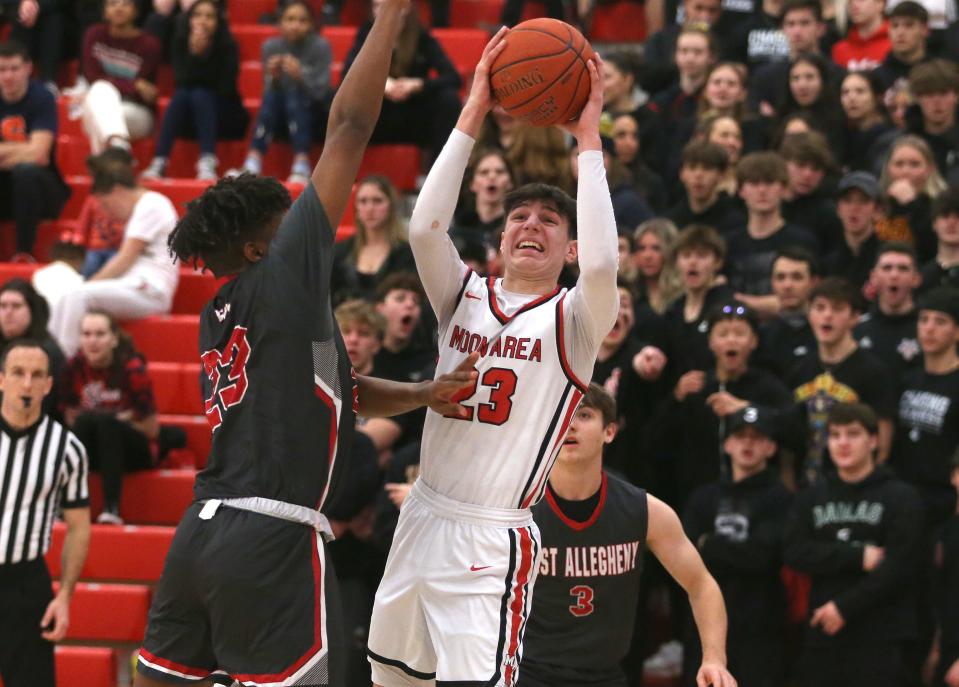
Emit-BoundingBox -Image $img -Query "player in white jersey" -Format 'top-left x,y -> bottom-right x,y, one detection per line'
368,30 -> 620,687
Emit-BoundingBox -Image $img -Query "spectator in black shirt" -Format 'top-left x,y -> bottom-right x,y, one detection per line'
342,1 -> 462,160
452,148 -> 513,246
602,51 -> 666,171
905,59 -> 959,182
826,171 -> 883,288
785,402 -> 924,687
839,70 -> 897,172
774,52 -> 846,151
683,406 -> 792,687
725,151 -> 818,303
854,242 -> 923,375
877,134 -> 946,261
663,224 -> 735,375
894,287 -> 959,526
872,1 -> 931,94
667,141 -> 746,234
653,25 -> 717,147
921,184 -> 959,291
650,302 -> 793,508
723,0 -> 789,70
780,131 -> 843,253
610,112 -> 670,214
755,246 -> 820,375
750,0 -> 840,115
790,277 -> 897,481
643,0 -> 722,96
693,114 -> 744,196
931,451 -> 959,687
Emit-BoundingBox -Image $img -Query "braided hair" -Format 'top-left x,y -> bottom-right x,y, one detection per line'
168,173 -> 292,270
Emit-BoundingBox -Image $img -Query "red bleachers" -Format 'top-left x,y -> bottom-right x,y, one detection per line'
88,470 -> 197,525
56,581 -> 151,642
124,315 -> 200,362
56,647 -> 118,687
150,362 -> 203,416
46,522 -> 174,583
161,414 -> 212,468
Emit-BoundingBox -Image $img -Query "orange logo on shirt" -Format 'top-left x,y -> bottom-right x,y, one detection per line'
0,115 -> 27,142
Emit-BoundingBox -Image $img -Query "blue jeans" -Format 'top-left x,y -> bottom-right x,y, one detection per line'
80,248 -> 117,278
249,86 -> 315,155
154,87 -> 249,157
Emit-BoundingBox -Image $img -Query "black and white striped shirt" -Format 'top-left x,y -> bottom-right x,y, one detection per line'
0,415 -> 88,565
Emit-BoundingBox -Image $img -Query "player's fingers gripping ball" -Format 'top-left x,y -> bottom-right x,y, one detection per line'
489,18 -> 595,127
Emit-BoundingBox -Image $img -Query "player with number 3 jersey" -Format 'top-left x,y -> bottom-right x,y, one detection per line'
368,30 -> 620,687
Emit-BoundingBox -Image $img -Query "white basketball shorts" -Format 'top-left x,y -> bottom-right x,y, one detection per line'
368,479 -> 541,687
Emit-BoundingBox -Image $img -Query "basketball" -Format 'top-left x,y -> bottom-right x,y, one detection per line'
489,18 -> 595,127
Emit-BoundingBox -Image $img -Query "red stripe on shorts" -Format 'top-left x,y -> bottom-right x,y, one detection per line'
503,527 -> 534,687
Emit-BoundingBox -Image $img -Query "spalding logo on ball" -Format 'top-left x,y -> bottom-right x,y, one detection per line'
490,18 -> 595,127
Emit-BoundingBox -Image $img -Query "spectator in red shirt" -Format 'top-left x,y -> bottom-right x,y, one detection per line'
832,0 -> 892,71
69,195 -> 126,278
59,310 -> 158,525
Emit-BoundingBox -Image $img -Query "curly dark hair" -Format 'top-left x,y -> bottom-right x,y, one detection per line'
168,173 -> 292,269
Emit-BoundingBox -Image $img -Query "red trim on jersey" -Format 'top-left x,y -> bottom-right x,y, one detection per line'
314,383 -> 339,509
545,472 -> 608,531
231,533 -> 325,683
138,650 -> 210,679
486,277 -> 562,325
555,296 -> 588,393
520,388 -> 583,509
454,268 -> 474,308
503,527 -> 534,687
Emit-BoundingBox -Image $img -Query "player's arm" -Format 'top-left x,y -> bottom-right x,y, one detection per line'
408,30 -> 507,324
356,352 -> 479,418
309,0 -> 407,229
647,495 -> 737,687
561,58 -> 619,350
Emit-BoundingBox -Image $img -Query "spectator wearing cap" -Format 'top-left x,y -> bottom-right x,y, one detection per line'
905,59 -> 959,182
682,406 -> 792,687
894,286 -> 959,526
921,185 -> 959,291
755,246 -> 820,376
832,0 -> 892,71
646,301 -> 794,510
784,402 -> 923,687
780,131 -> 844,254
570,136 -> 653,230
789,278 -> 897,482
854,242 -> 923,376
873,1 -> 932,93
825,171 -> 883,289
931,447 -> 959,687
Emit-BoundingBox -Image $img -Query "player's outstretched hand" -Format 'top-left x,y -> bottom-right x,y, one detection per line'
464,27 -> 509,114
425,352 -> 480,418
558,55 -> 604,147
696,661 -> 737,687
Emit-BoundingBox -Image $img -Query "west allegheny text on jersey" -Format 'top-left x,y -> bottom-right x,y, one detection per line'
448,325 -> 543,362
539,542 -> 642,578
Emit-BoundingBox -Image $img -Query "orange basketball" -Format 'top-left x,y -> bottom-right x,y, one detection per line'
489,18 -> 595,127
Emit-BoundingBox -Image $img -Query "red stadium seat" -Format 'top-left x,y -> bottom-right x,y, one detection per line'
149,362 -> 203,416
124,315 -> 200,363
55,647 -> 118,687
55,582 -> 151,642
589,0 -> 647,42
88,470 -> 197,525
46,522 -> 175,583
172,270 -> 223,314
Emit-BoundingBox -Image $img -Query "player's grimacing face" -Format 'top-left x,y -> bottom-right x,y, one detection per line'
501,200 -> 575,279
559,406 -> 614,464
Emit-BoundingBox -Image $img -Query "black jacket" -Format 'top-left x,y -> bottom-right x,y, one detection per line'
784,466 -> 923,646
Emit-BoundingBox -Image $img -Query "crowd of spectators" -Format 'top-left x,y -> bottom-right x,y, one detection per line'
0,0 -> 957,685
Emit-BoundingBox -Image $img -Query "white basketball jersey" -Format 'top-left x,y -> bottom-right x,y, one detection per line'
420,271 -> 593,510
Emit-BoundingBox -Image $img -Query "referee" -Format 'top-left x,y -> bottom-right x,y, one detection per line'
0,339 -> 90,687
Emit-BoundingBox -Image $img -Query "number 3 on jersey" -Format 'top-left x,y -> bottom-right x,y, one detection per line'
569,585 -> 594,617
201,326 -> 251,431
445,366 -> 517,425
